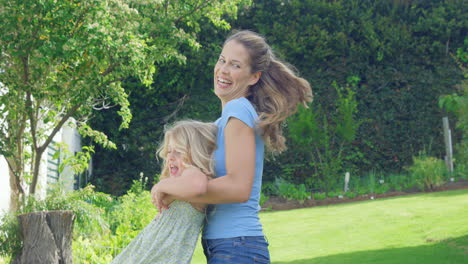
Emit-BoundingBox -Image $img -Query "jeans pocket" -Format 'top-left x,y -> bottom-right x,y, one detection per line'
243,237 -> 270,263
211,253 -> 232,263
205,237 -> 270,264
243,237 -> 269,251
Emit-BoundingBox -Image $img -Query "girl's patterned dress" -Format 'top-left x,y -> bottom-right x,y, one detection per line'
111,200 -> 205,264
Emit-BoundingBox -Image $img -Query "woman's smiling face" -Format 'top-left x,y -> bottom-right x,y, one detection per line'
214,40 -> 261,105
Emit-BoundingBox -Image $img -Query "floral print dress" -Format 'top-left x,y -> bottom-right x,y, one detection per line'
111,200 -> 205,264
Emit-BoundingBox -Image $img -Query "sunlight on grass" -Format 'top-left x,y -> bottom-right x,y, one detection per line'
191,189 -> 468,264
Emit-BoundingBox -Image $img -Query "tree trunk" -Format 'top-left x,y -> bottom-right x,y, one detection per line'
14,210 -> 75,264
6,157 -> 23,213
8,170 -> 20,213
29,150 -> 44,195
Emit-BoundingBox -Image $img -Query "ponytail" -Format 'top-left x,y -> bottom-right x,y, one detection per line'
226,30 -> 312,154
249,58 -> 312,154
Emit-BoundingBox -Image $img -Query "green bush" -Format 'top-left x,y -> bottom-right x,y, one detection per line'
261,182 -> 277,196
23,184 -> 112,237
0,213 -> 21,260
326,190 -> 342,198
275,178 -> 310,203
108,178 -> 156,234
73,236 -> 115,264
344,191 -> 357,199
386,173 -> 412,192
439,38 -> 468,181
454,163 -> 467,180
73,179 -> 158,262
312,192 -> 327,200
260,192 -> 269,207
287,79 -> 363,192
0,184 -> 112,261
0,180 -> 156,263
407,155 -> 448,191
367,171 -> 378,194
342,171 -> 409,196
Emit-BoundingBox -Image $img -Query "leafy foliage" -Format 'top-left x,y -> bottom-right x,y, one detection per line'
439,37 -> 468,178
0,213 -> 21,259
89,19 -> 229,194
0,178 -> 157,262
406,155 -> 448,191
236,0 -> 466,182
88,0 -> 466,194
287,79 -> 363,191
265,178 -> 311,204
0,0 -> 250,207
0,184 -> 113,260
73,178 -> 157,263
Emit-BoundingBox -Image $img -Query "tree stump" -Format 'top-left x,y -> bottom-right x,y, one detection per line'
14,210 -> 75,264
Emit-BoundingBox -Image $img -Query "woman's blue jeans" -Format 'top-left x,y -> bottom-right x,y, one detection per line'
202,236 -> 270,263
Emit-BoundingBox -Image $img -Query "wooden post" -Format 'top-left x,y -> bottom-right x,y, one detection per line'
14,210 -> 75,264
344,172 -> 350,192
442,117 -> 454,173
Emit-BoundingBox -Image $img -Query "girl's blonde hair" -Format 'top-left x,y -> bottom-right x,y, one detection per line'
225,30 -> 313,154
157,120 -> 217,180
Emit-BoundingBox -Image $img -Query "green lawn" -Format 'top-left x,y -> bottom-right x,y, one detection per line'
191,189 -> 468,264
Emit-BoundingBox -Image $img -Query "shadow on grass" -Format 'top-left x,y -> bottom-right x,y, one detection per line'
273,235 -> 468,264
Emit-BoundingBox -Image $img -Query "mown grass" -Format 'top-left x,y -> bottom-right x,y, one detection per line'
191,189 -> 468,264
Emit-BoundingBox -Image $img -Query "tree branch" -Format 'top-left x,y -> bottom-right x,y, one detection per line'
92,96 -> 117,110
164,0 -> 169,16
163,94 -> 188,123
100,63 -> 118,77
174,0 -> 211,25
38,103 -> 82,154
30,103 -> 82,194
26,91 -> 39,150
69,6 -> 92,38
5,157 -> 25,195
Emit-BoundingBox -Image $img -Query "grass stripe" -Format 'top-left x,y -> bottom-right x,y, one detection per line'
191,189 -> 468,264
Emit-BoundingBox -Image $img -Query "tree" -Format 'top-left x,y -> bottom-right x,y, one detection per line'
0,0 -> 249,212
89,21 -> 227,195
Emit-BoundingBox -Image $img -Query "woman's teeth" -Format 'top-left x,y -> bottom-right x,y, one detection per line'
218,78 -> 232,84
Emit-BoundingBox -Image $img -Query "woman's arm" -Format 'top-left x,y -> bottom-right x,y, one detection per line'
152,117 -> 255,207
155,167 -> 208,199
151,166 -> 208,210
194,117 -> 255,203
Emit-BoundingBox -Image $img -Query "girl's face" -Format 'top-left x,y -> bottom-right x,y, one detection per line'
214,40 -> 261,106
166,143 -> 185,177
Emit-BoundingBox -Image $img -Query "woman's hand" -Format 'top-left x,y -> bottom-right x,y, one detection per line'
151,182 -> 171,212
150,168 -> 209,208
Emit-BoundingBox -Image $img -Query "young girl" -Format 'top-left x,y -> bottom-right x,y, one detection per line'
111,120 -> 217,264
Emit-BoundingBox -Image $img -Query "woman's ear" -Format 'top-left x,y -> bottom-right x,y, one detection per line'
248,72 -> 262,86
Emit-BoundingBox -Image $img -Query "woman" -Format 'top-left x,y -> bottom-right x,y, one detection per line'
152,30 -> 312,263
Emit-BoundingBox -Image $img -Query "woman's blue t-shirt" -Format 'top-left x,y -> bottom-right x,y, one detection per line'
202,97 -> 265,239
